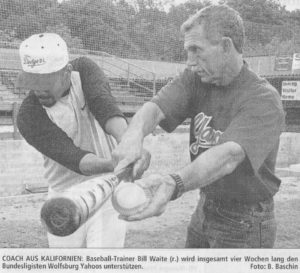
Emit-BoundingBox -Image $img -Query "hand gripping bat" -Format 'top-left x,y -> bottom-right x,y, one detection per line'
40,165 -> 133,237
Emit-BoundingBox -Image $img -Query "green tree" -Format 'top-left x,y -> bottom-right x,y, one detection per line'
46,24 -> 84,49
0,0 -> 299,59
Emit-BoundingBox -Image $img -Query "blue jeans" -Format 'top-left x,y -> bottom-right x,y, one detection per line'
185,192 -> 276,248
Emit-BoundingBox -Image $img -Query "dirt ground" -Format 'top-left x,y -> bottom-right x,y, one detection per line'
0,131 -> 299,248
0,176 -> 299,249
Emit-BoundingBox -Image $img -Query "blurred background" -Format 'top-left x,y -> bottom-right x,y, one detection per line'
0,0 -> 299,117
0,0 -> 299,60
0,0 -> 299,130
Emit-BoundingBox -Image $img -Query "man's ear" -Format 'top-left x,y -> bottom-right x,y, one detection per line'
221,37 -> 234,54
66,63 -> 73,73
63,63 -> 73,81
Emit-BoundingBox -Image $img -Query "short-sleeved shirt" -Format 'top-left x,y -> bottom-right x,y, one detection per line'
152,63 -> 285,203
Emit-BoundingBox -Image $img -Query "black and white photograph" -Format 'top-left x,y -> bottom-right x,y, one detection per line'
0,0 -> 299,272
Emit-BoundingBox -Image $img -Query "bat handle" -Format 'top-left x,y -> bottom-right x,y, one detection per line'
115,163 -> 134,183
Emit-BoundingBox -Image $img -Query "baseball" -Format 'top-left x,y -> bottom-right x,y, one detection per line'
112,183 -> 149,216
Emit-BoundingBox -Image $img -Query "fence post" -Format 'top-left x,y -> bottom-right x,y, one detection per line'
127,63 -> 130,87
101,54 -> 104,70
12,102 -> 20,139
152,74 -> 156,97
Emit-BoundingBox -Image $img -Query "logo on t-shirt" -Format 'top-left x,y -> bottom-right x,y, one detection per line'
190,112 -> 223,155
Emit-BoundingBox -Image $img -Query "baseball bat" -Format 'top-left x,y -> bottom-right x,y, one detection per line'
40,164 -> 133,237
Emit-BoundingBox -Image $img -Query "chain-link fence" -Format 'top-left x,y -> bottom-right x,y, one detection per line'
0,1 -> 300,60
0,0 -> 299,128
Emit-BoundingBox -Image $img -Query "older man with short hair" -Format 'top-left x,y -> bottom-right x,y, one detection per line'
113,5 -> 285,248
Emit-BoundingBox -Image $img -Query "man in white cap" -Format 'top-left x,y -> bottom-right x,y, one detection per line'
17,33 -> 150,248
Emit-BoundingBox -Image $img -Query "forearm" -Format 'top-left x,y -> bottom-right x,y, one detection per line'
124,142 -> 245,220
79,153 -> 114,175
123,102 -> 165,142
17,93 -> 92,174
105,116 -> 127,143
177,141 -> 245,192
112,102 -> 164,171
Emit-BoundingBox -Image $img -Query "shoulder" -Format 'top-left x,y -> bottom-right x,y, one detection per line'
259,81 -> 285,120
70,56 -> 100,71
240,67 -> 282,108
18,91 -> 39,113
17,92 -> 45,133
70,56 -> 107,83
238,79 -> 285,127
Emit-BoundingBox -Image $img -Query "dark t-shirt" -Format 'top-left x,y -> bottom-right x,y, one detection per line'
17,57 -> 126,174
152,63 -> 285,203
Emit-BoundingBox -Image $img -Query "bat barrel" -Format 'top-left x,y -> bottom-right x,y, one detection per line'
40,168 -> 132,237
40,197 -> 82,237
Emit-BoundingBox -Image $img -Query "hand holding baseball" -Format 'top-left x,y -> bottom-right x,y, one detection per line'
118,174 -> 176,221
112,182 -> 150,217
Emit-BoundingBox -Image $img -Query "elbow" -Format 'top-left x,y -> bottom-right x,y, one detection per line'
223,161 -> 239,175
223,141 -> 245,175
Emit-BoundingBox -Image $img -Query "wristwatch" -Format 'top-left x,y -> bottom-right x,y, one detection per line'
169,173 -> 185,201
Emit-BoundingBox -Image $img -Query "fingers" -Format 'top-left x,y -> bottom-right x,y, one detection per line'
114,158 -> 132,173
119,180 -> 167,221
123,198 -> 166,221
133,163 -> 143,179
114,153 -> 138,172
132,150 -> 151,179
113,149 -> 145,173
112,138 -> 143,167
133,159 -> 148,179
142,149 -> 151,169
118,200 -> 151,221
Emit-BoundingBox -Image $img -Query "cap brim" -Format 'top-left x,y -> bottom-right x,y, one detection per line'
16,71 -> 58,90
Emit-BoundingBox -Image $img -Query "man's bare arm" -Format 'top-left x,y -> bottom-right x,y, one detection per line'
105,116 -> 128,143
79,154 -> 113,175
124,141 -> 246,221
124,102 -> 165,141
112,102 -> 165,170
178,141 -> 246,191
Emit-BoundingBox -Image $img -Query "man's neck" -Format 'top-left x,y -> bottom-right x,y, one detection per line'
61,80 -> 72,98
61,87 -> 70,98
221,55 -> 244,86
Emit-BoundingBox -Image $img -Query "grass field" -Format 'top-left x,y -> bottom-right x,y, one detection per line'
0,131 -> 299,248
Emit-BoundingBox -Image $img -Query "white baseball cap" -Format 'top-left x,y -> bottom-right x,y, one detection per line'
17,33 -> 69,89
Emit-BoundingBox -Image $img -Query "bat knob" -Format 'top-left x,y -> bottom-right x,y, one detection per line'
40,197 -> 82,237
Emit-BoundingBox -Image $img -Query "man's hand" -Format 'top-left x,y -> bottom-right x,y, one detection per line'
112,102 -> 165,179
112,131 -> 143,169
120,174 -> 176,221
112,132 -> 151,179
133,149 -> 151,179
